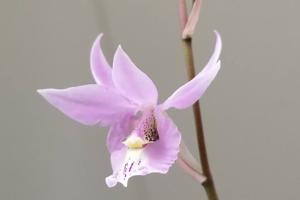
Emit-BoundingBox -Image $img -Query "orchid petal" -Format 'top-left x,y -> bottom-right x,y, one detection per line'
106,148 -> 149,187
112,46 -> 158,106
106,114 -> 136,153
105,109 -> 181,187
162,31 -> 222,110
145,109 -> 181,173
37,84 -> 134,126
90,34 -> 113,86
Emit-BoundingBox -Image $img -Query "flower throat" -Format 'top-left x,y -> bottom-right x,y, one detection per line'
123,109 -> 159,149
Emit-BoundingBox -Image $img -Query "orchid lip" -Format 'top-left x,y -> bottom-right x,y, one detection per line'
122,135 -> 147,149
122,107 -> 160,150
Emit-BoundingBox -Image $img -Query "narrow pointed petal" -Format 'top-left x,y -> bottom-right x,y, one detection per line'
105,109 -> 181,187
37,84 -> 134,126
90,34 -> 113,85
112,46 -> 158,106
182,0 -> 202,39
178,0 -> 188,31
162,32 -> 222,110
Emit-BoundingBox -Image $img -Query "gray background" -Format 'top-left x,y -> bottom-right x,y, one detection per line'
0,0 -> 299,199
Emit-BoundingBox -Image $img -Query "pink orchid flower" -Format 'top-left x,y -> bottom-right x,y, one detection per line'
37,31 -> 222,187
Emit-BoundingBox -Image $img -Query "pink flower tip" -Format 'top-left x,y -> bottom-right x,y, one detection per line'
182,0 -> 202,39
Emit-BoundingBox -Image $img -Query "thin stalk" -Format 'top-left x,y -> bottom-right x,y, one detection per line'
179,1 -> 219,199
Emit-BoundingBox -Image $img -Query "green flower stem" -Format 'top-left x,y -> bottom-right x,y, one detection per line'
179,1 -> 219,200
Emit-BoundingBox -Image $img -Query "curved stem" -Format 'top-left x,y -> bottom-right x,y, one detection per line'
178,1 -> 219,200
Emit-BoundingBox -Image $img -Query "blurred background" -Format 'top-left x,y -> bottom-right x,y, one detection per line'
0,0 -> 299,199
